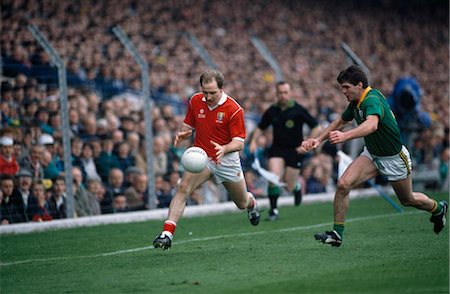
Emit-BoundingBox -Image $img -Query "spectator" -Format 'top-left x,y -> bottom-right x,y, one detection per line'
35,108 -> 53,135
155,176 -> 172,208
305,166 -> 327,194
47,176 -> 67,219
1,174 -> 25,224
102,168 -> 125,214
124,172 -> 148,211
119,116 -> 137,137
68,108 -> 82,136
80,143 -> 101,181
27,180 -> 53,222
89,138 -> 103,159
95,138 -> 119,183
41,149 -> 60,181
18,143 -> 44,179
1,82 -> 14,105
85,178 -> 103,216
439,147 -> 449,190
116,141 -> 135,174
113,195 -> 128,213
38,133 -> 63,173
72,166 -> 94,217
0,0 -> 447,216
134,141 -> 148,173
126,131 -> 141,157
79,115 -> 99,142
2,45 -> 31,77
48,112 -> 62,140
0,136 -> 19,176
15,169 -> 37,222
123,166 -> 143,189
71,137 -> 86,180
152,136 -> 168,177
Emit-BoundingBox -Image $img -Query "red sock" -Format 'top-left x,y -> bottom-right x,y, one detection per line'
163,220 -> 177,236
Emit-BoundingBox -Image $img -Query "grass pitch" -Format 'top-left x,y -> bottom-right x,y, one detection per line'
1,193 -> 448,293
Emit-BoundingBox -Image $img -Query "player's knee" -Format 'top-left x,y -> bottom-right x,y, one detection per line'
177,180 -> 194,197
336,178 -> 351,193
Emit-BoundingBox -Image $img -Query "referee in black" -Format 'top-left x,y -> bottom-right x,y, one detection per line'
249,81 -> 321,220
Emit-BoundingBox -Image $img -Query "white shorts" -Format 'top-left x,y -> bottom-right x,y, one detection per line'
360,145 -> 412,181
207,151 -> 244,184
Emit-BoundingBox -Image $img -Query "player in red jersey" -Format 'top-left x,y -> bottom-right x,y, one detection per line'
153,70 -> 261,250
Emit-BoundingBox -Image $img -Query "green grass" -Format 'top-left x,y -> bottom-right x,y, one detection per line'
1,193 -> 448,293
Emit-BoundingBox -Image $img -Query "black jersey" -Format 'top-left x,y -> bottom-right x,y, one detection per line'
258,99 -> 318,149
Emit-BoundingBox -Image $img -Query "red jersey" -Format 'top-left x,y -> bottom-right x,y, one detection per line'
0,155 -> 19,176
184,92 -> 246,160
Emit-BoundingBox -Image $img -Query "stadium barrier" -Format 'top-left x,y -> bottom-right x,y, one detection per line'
0,187 -> 393,235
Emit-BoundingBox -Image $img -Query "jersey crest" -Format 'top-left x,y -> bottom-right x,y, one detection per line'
216,112 -> 225,123
285,119 -> 294,128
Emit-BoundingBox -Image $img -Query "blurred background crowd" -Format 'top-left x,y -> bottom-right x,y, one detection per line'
1,0 -> 448,224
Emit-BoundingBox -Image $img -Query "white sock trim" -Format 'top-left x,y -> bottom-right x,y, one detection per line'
162,231 -> 173,240
164,220 -> 177,227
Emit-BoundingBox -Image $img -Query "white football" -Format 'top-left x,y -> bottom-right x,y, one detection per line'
181,147 -> 208,173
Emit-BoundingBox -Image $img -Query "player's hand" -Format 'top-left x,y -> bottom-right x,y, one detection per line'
329,131 -> 346,144
210,140 -> 225,162
174,130 -> 193,147
301,138 -> 320,151
296,145 -> 308,154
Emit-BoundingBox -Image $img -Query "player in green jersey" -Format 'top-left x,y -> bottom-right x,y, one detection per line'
301,65 -> 447,247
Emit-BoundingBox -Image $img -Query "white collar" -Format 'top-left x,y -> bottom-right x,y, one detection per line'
202,91 -> 228,110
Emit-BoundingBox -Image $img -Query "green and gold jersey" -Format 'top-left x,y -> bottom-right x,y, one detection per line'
342,87 -> 402,156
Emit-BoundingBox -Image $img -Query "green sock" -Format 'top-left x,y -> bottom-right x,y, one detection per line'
333,223 -> 345,238
292,182 -> 301,193
432,201 -> 443,215
268,186 -> 280,209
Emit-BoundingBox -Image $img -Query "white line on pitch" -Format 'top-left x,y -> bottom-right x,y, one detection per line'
0,211 -> 421,267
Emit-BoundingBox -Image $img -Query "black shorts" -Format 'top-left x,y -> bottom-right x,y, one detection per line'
268,146 -> 304,169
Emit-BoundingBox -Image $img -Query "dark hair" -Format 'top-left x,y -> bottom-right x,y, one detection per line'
55,175 -> 65,183
337,65 -> 368,88
0,174 -> 14,182
199,70 -> 225,88
276,81 -> 289,88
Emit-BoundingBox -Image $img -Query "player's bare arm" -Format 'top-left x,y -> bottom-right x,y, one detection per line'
296,125 -> 322,154
301,117 -> 347,150
211,139 -> 244,162
174,125 -> 193,147
329,115 -> 379,144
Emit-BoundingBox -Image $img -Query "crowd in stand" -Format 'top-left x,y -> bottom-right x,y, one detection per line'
1,0 -> 448,224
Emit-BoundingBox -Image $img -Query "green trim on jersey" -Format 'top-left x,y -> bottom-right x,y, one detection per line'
342,88 -> 402,156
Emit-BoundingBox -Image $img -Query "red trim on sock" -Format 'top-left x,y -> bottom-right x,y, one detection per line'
163,220 -> 177,235
247,197 -> 255,210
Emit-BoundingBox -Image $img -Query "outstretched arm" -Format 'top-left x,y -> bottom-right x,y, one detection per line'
296,125 -> 322,154
329,115 -> 379,144
301,117 -> 348,151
